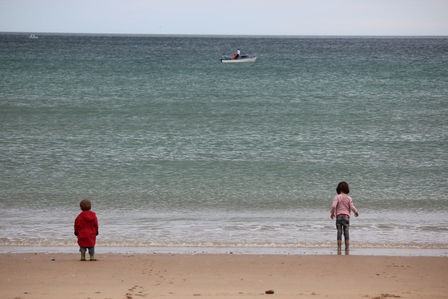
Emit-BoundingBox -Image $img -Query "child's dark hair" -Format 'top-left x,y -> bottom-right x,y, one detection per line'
80,200 -> 92,211
336,181 -> 350,194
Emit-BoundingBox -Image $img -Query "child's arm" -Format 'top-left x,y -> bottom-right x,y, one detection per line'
350,198 -> 359,217
330,196 -> 338,219
74,216 -> 79,236
94,215 -> 99,236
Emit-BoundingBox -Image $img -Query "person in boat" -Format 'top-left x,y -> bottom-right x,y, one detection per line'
232,49 -> 241,60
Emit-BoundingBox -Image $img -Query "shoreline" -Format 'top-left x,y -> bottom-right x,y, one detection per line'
1,253 -> 447,299
1,245 -> 448,257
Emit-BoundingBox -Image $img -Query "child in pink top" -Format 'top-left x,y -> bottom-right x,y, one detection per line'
330,182 -> 359,254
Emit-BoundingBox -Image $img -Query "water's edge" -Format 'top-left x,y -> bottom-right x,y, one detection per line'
1,246 -> 447,257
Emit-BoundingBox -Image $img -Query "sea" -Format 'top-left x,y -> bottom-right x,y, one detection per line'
1,33 -> 447,255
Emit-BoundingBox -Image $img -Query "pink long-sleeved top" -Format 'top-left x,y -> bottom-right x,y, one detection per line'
330,193 -> 359,218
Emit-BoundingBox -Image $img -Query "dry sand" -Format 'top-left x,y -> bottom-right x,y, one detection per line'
1,253 -> 447,299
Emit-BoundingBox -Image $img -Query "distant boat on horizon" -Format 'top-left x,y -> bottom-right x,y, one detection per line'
29,34 -> 39,39
220,50 -> 257,63
220,55 -> 257,63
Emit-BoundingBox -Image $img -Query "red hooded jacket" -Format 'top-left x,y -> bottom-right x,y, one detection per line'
74,211 -> 98,247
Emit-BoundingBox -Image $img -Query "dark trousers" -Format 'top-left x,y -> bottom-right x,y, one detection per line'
80,247 -> 95,256
336,215 -> 350,241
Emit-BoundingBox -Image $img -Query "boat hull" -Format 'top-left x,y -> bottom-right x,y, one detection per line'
221,57 -> 257,63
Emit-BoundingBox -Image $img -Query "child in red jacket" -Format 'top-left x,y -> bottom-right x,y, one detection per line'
74,200 -> 99,261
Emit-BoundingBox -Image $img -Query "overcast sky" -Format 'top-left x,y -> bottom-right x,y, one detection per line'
1,0 -> 447,36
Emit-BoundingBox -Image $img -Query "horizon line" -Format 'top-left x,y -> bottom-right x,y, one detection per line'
1,31 -> 448,38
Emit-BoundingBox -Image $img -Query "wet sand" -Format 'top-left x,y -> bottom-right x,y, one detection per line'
1,253 -> 447,298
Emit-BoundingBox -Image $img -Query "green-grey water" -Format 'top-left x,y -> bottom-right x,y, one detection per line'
1,33 -> 447,252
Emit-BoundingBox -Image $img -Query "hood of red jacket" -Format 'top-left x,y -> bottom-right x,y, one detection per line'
79,211 -> 97,222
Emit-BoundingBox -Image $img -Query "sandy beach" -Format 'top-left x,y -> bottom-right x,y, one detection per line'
1,253 -> 447,299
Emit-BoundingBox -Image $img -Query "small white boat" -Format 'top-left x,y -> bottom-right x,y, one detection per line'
29,34 -> 39,39
220,54 -> 257,63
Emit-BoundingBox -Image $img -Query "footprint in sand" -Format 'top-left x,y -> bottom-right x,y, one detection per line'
126,285 -> 148,298
371,294 -> 401,299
